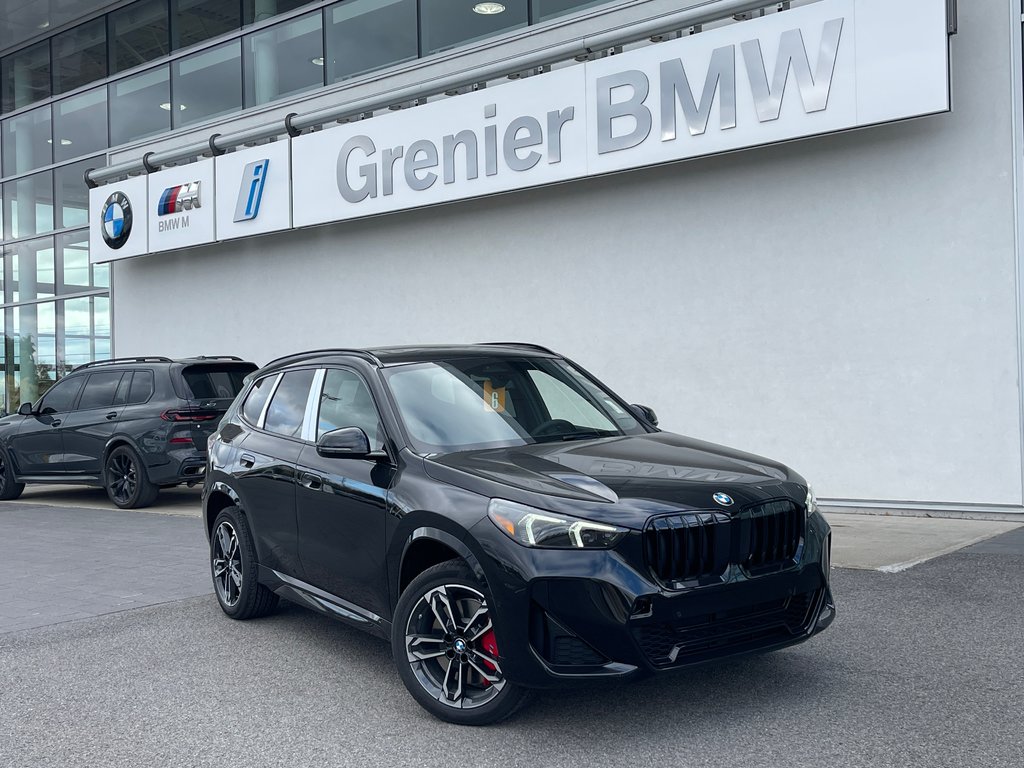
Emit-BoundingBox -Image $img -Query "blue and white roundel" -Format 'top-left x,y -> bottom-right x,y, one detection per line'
712,492 -> 734,507
100,191 -> 133,250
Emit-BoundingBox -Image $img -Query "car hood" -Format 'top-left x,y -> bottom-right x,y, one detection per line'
425,432 -> 806,526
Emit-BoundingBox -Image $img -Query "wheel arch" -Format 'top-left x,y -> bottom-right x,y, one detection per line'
204,481 -> 243,540
395,524 -> 486,608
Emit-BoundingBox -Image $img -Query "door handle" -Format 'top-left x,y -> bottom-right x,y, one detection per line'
300,472 -> 323,491
106,412 -> 118,420
239,454 -> 255,468
50,420 -> 62,427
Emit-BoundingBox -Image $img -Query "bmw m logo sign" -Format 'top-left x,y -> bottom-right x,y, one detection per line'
713,492 -> 734,507
156,181 -> 201,216
100,191 -> 133,249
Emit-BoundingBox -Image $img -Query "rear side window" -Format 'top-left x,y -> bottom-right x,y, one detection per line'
182,364 -> 255,400
263,370 -> 315,438
241,375 -> 275,425
78,372 -> 124,410
128,371 -> 155,404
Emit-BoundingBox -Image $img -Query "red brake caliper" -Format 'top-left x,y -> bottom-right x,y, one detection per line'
479,629 -> 499,686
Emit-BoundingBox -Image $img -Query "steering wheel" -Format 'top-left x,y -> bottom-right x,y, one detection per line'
533,419 -> 575,437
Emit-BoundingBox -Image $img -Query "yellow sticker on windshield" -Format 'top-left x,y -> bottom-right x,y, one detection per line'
482,380 -> 506,413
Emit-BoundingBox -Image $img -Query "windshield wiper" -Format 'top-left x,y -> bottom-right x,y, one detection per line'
560,431 -> 615,442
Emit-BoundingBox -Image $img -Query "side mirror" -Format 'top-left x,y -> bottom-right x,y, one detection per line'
316,427 -> 389,462
18,402 -> 35,416
630,403 -> 659,427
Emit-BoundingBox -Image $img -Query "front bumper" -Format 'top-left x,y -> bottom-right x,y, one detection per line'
469,512 -> 834,688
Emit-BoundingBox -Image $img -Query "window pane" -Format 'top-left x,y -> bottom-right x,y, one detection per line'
2,105 -> 52,176
110,0 -> 170,74
79,371 -> 124,410
173,0 -> 242,51
63,296 -> 94,369
93,262 -> 109,288
1,40 -> 50,112
242,374 -> 276,424
58,232 -> 92,293
14,302 -> 56,406
326,0 -> 417,83
109,67 -> 170,146
129,371 -> 155,404
244,12 -> 323,106
52,18 -> 107,95
3,172 -> 55,241
263,369 -> 315,437
421,0 -> 527,55
317,368 -> 382,444
8,237 -> 55,304
532,0 -> 608,23
56,158 -> 97,230
53,88 -> 108,162
172,40 -> 242,127
244,0 -> 317,25
38,373 -> 83,414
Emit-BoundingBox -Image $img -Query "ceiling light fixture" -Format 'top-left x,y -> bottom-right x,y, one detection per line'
159,102 -> 187,111
311,56 -> 325,66
473,2 -> 506,14
46,138 -> 73,145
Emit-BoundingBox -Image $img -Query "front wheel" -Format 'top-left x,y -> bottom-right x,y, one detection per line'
391,559 -> 530,725
0,449 -> 25,500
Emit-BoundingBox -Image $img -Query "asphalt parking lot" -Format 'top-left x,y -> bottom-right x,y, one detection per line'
0,495 -> 1021,768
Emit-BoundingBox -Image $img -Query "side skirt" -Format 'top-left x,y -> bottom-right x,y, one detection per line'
258,565 -> 391,640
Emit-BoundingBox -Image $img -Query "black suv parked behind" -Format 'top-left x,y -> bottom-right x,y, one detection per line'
203,344 -> 835,725
0,356 -> 257,508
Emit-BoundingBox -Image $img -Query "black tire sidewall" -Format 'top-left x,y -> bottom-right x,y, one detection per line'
104,445 -> 157,509
391,559 -> 527,726
211,506 -> 270,620
0,447 -> 25,500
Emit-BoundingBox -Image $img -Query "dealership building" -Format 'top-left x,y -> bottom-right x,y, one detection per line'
1,0 -> 1022,517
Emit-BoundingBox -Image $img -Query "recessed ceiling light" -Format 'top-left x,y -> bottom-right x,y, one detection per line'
473,2 -> 506,14
159,102 -> 187,111
311,56 -> 324,66
46,138 -> 73,145
37,21 -> 50,29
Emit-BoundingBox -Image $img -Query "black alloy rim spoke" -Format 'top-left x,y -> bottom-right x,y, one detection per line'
213,522 -> 241,606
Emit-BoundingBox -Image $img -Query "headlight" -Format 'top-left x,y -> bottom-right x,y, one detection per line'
805,485 -> 818,517
487,499 -> 627,549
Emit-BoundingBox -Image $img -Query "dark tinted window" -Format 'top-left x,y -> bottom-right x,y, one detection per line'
52,18 -> 107,95
264,369 -> 315,438
109,0 -> 170,74
318,369 -> 382,444
129,371 -> 155,404
113,374 -> 131,406
326,0 -> 417,84
241,375 -> 275,425
1,40 -> 50,113
420,0 -> 527,55
182,364 -> 255,400
173,0 -> 242,51
38,375 -> 83,414
78,372 -> 124,410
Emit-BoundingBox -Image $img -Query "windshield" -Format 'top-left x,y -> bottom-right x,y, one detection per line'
382,356 -> 646,454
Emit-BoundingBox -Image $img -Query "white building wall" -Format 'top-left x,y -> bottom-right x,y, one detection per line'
111,2 -> 1023,510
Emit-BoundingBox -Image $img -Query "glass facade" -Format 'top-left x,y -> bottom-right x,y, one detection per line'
0,0 -> 612,412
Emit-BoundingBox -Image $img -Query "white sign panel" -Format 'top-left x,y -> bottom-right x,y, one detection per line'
293,65 -> 588,228
292,0 -> 949,228
215,141 -> 292,240
89,175 -> 149,263
147,159 -> 216,253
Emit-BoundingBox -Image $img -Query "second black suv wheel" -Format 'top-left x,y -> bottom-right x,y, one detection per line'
104,445 -> 159,509
392,560 -> 529,726
211,506 -> 279,619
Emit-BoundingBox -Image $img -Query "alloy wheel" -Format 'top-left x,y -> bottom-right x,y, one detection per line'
405,584 -> 505,709
212,521 -> 243,607
107,452 -> 138,505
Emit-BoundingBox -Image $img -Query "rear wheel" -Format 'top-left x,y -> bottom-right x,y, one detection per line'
104,445 -> 159,509
0,449 -> 25,500
392,559 -> 530,725
211,506 -> 278,619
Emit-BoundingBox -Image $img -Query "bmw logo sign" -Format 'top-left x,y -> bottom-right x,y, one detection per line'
100,191 -> 133,250
713,492 -> 734,507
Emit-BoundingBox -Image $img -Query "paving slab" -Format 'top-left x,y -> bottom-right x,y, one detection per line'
824,512 -> 1021,572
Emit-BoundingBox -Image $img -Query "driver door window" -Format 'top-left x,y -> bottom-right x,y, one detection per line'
317,369 -> 383,446
38,375 -> 84,414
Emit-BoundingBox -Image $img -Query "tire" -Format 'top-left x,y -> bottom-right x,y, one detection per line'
0,448 -> 25,501
392,559 -> 530,725
104,445 -> 159,509
210,506 -> 279,620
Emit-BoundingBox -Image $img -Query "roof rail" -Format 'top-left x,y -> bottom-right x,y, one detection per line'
75,356 -> 173,371
476,342 -> 559,356
259,349 -> 383,373
179,356 -> 245,362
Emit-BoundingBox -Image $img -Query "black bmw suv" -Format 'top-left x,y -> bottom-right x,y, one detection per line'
203,344 -> 834,725
0,356 -> 257,508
